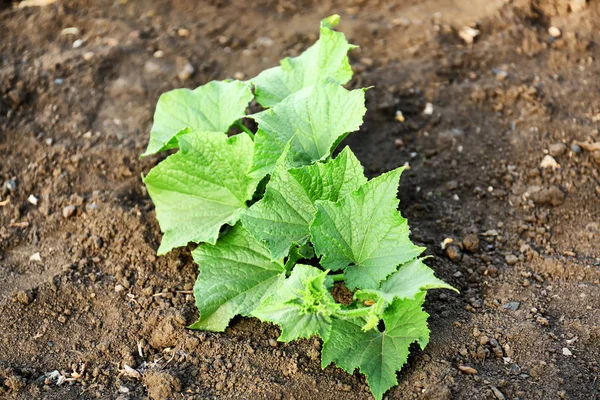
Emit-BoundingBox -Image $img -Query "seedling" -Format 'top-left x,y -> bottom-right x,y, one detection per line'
142,15 -> 456,400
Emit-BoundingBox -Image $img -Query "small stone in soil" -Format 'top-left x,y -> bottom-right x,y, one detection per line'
178,62 -> 195,81
562,347 -> 572,356
16,290 -> 32,305
5,179 -> 17,192
549,143 -> 567,157
540,155 -> 560,169
458,365 -> 478,374
268,338 -> 278,348
536,316 -> 549,326
505,254 -> 518,265
530,186 -> 565,207
27,194 -> 38,205
446,245 -> 462,262
503,301 -> 520,311
593,150 -> 600,166
62,205 -> 76,218
177,28 -> 190,37
462,234 -> 479,253
491,386 -> 506,400
548,26 -> 561,38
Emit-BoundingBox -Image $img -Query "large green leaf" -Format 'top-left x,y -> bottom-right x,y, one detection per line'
252,264 -> 339,341
249,82 -> 366,178
241,147 -> 366,260
310,169 -> 424,290
250,15 -> 356,108
142,80 -> 253,156
322,293 -> 430,400
355,258 -> 457,305
144,131 -> 260,255
189,224 -> 286,331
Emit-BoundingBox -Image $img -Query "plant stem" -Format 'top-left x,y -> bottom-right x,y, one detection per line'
235,121 -> 254,139
329,273 -> 345,282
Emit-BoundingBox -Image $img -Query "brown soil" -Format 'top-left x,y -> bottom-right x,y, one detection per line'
1,0 -> 599,399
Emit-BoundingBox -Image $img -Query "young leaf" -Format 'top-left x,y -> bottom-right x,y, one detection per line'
144,132 -> 260,255
322,292 -> 430,400
189,224 -> 286,331
142,80 -> 253,156
355,258 -> 457,304
310,168 -> 424,290
241,147 -> 367,260
250,15 -> 355,108
252,264 -> 339,341
249,82 -> 366,177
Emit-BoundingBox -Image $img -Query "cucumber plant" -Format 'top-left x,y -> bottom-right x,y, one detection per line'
141,15 -> 456,400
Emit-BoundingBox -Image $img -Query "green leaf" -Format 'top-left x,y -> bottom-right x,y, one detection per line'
322,292 -> 430,400
355,258 -> 457,304
249,83 -> 366,177
250,15 -> 355,108
310,168 -> 424,290
144,131 -> 260,255
189,224 -> 286,331
241,147 -> 367,260
142,80 -> 253,156
285,243 -> 315,271
252,265 -> 339,341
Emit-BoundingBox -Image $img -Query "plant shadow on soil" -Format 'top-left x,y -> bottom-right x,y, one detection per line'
0,0 -> 599,399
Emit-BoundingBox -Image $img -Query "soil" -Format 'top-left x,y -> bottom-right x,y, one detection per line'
1,0 -> 599,399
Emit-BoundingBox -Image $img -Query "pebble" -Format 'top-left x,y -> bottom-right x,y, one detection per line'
72,39 -> 84,48
177,28 -> 190,37
458,26 -> 480,44
549,143 -> 567,157
423,102 -> 434,115
27,194 -> 38,205
540,155 -> 560,169
153,50 -> 164,58
491,386 -> 506,400
458,365 -> 478,374
115,284 -> 125,292
503,301 -> 520,311
60,27 -> 79,36
268,338 -> 278,348
16,290 -> 32,305
441,237 -> 454,250
446,245 -> 463,262
505,254 -> 518,265
395,110 -> 405,123
530,186 -> 565,207
548,26 -> 562,38
178,62 -> 195,81
256,37 -> 274,47
62,205 -> 76,218
83,52 -> 94,61
29,252 -> 42,262
570,0 -> 587,12
495,70 -> 508,81
5,179 -> 17,192
144,60 -> 162,75
562,347 -> 572,356
462,234 -> 479,253
593,150 -> 600,166
570,143 -> 582,153
536,317 -> 549,326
